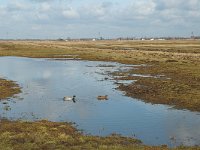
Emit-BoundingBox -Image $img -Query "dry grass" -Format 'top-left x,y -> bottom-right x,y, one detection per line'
0,120 -> 199,150
0,78 -> 21,100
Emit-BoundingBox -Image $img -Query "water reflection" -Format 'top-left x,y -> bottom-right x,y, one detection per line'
0,56 -> 199,147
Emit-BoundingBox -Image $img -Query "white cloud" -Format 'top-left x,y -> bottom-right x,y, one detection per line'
79,2 -> 113,20
130,0 -> 156,16
62,7 -> 79,19
31,0 -> 56,2
156,0 -> 200,11
35,13 -> 49,20
31,25 -> 42,30
7,1 -> 30,12
188,10 -> 200,18
0,6 -> 6,16
40,3 -> 51,12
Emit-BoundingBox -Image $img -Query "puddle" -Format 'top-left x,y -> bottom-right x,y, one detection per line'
0,56 -> 199,147
48,58 -> 82,61
115,80 -> 136,85
129,74 -> 170,79
54,54 -> 79,57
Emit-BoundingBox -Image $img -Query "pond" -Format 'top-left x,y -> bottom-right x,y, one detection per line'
0,56 -> 200,147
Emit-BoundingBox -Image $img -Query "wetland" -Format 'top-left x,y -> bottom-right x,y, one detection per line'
0,40 -> 200,149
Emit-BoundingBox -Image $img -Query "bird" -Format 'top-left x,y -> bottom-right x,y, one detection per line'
97,95 -> 108,100
63,95 -> 76,103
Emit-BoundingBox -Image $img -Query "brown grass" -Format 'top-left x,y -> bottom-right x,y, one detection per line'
0,78 -> 21,100
0,120 -> 199,150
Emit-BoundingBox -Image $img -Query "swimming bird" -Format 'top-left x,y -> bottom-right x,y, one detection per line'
97,95 -> 108,100
63,95 -> 76,103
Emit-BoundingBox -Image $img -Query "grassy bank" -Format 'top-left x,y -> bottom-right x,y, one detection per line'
0,120 -> 142,150
0,40 -> 199,111
0,120 -> 199,150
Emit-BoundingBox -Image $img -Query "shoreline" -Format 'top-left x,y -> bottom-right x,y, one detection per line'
0,120 -> 199,150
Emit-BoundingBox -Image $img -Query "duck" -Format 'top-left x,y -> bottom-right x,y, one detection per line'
63,95 -> 76,103
97,95 -> 108,100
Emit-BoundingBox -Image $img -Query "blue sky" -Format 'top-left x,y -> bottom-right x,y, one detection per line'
0,0 -> 199,39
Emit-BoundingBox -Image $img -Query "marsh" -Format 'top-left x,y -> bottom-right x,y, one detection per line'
0,56 -> 199,147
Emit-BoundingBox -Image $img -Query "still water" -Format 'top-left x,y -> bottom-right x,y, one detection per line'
0,57 -> 199,147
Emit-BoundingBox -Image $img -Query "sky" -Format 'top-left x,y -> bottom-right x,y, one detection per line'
0,0 -> 199,39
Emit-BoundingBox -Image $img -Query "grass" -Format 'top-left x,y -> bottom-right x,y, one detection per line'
0,120 -> 200,150
0,120 -> 142,150
0,78 -> 21,100
116,62 -> 200,111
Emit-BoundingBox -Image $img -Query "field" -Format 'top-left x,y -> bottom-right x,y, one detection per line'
0,40 -> 200,149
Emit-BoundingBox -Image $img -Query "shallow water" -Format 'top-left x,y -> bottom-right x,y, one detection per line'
0,57 -> 199,147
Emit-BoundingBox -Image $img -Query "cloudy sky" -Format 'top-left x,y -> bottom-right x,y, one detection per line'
0,0 -> 199,39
